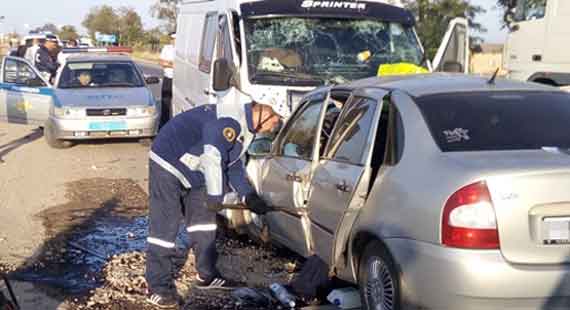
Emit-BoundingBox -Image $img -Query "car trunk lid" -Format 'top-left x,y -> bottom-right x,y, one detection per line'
447,149 -> 570,265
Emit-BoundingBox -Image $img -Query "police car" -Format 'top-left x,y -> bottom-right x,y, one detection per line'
0,47 -> 161,148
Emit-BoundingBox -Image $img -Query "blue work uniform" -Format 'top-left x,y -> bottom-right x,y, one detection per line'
145,102 -> 256,295
35,45 -> 59,79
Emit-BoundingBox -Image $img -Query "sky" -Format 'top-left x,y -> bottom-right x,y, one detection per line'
0,0 -> 507,43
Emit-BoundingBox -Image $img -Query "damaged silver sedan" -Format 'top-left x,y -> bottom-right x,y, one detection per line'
244,74 -> 570,310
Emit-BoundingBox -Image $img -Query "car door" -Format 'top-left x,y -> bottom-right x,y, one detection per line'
259,93 -> 327,256
0,56 -> 52,125
307,91 -> 387,265
432,17 -> 470,73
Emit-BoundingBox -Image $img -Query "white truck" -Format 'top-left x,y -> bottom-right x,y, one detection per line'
503,0 -> 570,87
171,0 -> 470,119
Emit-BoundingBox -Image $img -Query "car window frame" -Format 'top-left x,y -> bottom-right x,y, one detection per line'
3,57 -> 46,87
217,14 -> 235,67
515,0 -> 547,22
199,11 -> 219,73
275,93 -> 327,160
323,95 -> 379,166
56,60 -> 145,89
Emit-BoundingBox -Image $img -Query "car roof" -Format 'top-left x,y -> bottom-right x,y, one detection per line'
331,73 -> 561,98
63,53 -> 133,63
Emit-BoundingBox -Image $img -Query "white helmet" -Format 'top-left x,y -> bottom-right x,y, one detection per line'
250,91 -> 291,119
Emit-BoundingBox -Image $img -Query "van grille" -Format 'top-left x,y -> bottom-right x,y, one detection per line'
86,108 -> 127,117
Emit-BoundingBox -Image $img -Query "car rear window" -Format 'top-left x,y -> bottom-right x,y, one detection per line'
416,91 -> 570,152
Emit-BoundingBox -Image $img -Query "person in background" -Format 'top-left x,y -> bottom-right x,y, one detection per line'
35,35 -> 60,82
12,44 -> 27,58
58,39 -> 78,65
25,38 -> 40,65
66,39 -> 78,48
158,32 -> 176,128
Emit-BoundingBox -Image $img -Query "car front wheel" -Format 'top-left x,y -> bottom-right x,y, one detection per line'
44,122 -> 73,149
358,241 -> 401,310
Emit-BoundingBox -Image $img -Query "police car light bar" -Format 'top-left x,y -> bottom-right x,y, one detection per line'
62,47 -> 133,54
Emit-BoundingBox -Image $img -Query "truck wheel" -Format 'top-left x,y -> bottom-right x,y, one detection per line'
358,241 -> 401,310
44,122 -> 73,149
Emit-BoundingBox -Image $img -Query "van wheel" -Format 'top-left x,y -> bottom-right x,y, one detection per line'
358,241 -> 401,310
44,122 -> 73,149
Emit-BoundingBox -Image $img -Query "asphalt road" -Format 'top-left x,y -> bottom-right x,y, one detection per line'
137,60 -> 163,78
0,59 -> 163,308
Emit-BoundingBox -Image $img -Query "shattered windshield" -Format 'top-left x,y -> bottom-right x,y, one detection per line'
245,17 -> 424,85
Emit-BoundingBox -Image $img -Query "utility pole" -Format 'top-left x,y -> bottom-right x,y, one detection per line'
0,16 -> 5,45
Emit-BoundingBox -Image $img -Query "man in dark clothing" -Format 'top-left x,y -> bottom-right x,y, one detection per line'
145,96 -> 282,308
35,34 -> 59,81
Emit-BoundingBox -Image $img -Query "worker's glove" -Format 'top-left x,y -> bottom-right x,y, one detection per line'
245,193 -> 271,215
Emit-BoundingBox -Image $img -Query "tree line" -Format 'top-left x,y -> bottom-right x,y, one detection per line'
32,0 -> 514,56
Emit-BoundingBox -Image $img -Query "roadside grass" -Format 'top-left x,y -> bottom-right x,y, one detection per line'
132,49 -> 160,64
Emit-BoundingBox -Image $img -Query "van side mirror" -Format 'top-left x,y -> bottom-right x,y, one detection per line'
213,58 -> 233,91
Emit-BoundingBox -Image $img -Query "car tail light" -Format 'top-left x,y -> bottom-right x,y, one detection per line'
442,181 -> 500,249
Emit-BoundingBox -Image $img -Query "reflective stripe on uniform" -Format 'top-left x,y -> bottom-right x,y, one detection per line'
201,144 -> 223,196
147,237 -> 176,248
149,150 -> 192,188
186,224 -> 218,233
180,152 -> 201,171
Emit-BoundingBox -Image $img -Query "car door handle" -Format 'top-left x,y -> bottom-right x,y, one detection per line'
286,173 -> 303,182
336,181 -> 351,193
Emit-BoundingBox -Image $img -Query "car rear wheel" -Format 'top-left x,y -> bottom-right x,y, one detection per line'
44,122 -> 73,149
358,241 -> 401,310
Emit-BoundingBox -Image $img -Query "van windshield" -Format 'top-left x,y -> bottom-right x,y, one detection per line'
244,17 -> 424,85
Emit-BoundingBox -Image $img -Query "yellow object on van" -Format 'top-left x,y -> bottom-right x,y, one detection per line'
377,63 -> 429,76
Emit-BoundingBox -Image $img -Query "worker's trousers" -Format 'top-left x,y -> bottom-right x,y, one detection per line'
145,160 -> 218,295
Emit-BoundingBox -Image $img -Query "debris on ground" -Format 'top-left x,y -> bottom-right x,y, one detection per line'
1,178 -> 305,309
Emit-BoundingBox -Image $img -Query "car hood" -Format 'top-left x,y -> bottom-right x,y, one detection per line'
54,87 -> 152,108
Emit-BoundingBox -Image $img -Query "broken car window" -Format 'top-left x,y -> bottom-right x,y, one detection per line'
245,17 -> 423,85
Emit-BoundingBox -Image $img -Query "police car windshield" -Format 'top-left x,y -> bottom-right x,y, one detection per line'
58,61 -> 144,89
245,17 -> 424,85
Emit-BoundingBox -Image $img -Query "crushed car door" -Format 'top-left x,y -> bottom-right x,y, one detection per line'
306,91 -> 387,265
432,17 -> 470,73
259,93 -> 327,257
0,56 -> 52,125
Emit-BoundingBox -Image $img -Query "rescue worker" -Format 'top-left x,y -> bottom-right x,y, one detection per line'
24,38 -> 40,65
145,93 -> 282,308
35,34 -> 59,82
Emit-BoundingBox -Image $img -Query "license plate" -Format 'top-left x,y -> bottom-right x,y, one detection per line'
88,121 -> 127,131
543,217 -> 570,244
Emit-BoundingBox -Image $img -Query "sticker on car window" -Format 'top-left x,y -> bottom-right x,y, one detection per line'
68,63 -> 94,70
443,128 -> 470,143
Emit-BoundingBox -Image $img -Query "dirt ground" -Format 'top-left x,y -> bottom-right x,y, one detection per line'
0,122 -> 149,308
0,123 -> 311,310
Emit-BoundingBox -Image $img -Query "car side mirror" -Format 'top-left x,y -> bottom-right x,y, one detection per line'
248,137 -> 272,157
442,61 -> 464,73
145,76 -> 161,84
212,58 -> 234,91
